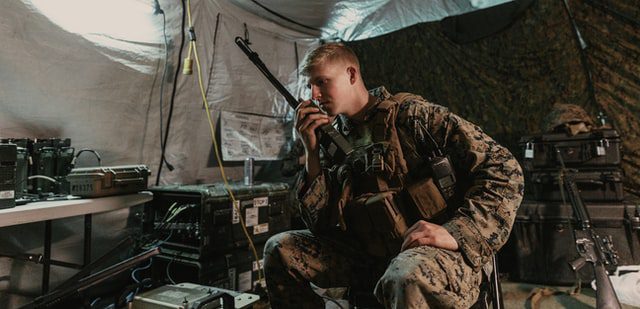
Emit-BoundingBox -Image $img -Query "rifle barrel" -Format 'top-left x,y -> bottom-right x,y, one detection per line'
234,37 -> 299,108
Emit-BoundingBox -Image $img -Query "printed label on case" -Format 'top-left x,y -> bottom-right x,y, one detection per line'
253,197 -> 268,207
238,270 -> 252,292
232,200 -> 240,224
253,259 -> 264,271
253,223 -> 269,235
0,190 -> 14,199
245,207 -> 259,227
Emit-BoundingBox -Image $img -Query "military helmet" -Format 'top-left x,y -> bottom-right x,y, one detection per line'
543,103 -> 594,135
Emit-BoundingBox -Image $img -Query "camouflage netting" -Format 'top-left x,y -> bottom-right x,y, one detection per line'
348,0 -> 640,198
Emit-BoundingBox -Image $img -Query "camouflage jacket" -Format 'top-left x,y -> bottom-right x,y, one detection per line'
296,86 -> 524,269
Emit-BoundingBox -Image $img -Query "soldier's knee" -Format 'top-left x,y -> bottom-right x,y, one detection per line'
375,247 -> 448,302
264,232 -> 285,255
375,264 -> 417,307
378,261 -> 422,290
264,231 -> 300,261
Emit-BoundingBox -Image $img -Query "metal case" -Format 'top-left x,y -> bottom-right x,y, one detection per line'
519,129 -> 621,170
528,168 -> 625,202
151,245 -> 265,293
132,282 -> 258,309
67,164 -> 149,197
146,182 -> 290,256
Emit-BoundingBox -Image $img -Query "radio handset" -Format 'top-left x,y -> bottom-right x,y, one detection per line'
414,119 -> 456,200
235,37 -> 353,163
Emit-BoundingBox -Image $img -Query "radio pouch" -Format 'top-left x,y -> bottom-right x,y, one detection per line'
347,191 -> 407,257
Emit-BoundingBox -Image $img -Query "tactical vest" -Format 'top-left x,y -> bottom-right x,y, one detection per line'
339,93 -> 450,257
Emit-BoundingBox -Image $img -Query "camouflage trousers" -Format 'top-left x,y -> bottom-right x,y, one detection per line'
263,229 -> 482,309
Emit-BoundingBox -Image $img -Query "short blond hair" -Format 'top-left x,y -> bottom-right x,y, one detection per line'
301,43 -> 360,76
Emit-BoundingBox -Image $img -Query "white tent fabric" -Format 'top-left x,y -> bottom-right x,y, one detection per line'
0,0 -> 510,185
0,0 -> 316,185
230,0 -> 512,40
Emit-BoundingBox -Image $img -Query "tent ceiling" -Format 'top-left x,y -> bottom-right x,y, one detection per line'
228,0 -> 514,41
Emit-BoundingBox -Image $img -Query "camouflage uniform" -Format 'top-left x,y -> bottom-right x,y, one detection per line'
264,87 -> 524,308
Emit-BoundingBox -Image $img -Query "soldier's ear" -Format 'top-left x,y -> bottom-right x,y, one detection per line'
347,66 -> 357,84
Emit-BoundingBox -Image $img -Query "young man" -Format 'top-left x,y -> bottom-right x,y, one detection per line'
263,43 -> 524,308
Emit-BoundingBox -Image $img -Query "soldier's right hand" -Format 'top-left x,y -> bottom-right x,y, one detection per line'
295,99 -> 331,155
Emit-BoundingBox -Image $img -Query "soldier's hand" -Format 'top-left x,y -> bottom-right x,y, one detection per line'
401,220 -> 459,251
295,99 -> 331,155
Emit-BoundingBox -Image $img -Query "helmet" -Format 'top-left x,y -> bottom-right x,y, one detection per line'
543,103 -> 594,135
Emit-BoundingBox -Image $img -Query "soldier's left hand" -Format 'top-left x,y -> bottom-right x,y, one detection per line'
401,220 -> 459,251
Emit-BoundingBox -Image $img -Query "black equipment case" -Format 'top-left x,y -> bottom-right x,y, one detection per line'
0,138 -> 74,196
0,143 -> 17,209
146,182 -> 291,256
2,139 -> 29,196
528,168 -> 625,202
151,245 -> 265,293
519,129 -> 621,170
503,200 -> 640,285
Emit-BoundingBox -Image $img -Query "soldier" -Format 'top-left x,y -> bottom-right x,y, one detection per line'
263,43 -> 524,308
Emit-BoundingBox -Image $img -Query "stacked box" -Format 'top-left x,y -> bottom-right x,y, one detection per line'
145,182 -> 291,291
503,129 -> 637,285
528,169 -> 624,202
519,129 -> 623,201
519,129 -> 621,169
502,200 -> 640,285
151,245 -> 265,293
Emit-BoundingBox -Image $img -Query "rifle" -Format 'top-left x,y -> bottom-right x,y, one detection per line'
234,37 -> 353,163
555,148 -> 621,309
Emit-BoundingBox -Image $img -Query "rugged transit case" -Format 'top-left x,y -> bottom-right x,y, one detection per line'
527,168 -> 625,202
501,200 -> 640,285
66,165 -> 149,197
519,129 -> 621,170
145,182 -> 291,256
150,245 -> 265,293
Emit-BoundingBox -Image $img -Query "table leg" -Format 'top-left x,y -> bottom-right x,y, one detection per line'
42,220 -> 52,294
83,214 -> 92,266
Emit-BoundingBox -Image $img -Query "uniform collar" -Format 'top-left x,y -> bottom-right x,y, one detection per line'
337,86 -> 390,134
369,86 -> 392,102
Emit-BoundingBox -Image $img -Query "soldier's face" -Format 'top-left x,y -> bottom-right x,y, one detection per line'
307,60 -> 355,116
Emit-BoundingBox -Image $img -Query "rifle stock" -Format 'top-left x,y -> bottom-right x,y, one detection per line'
234,37 -> 353,163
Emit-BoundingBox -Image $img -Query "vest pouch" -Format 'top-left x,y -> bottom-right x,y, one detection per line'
347,191 -> 407,257
405,177 -> 447,221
